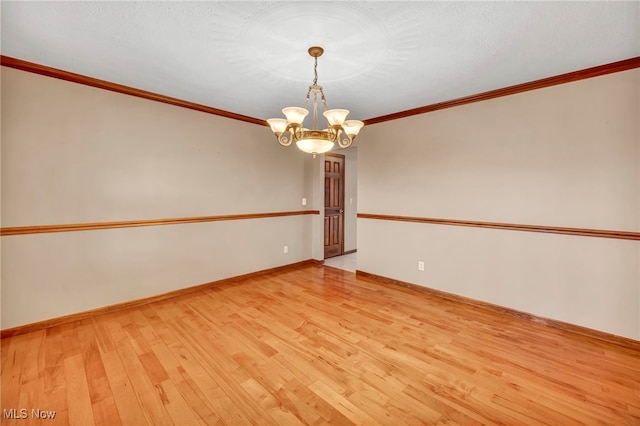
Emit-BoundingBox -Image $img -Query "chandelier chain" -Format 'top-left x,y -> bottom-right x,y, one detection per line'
313,56 -> 319,86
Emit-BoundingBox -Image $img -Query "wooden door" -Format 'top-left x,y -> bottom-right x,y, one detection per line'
324,153 -> 345,259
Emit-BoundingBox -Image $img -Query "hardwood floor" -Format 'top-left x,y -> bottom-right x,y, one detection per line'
2,264 -> 639,425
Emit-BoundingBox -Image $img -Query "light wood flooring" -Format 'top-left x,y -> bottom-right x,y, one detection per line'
2,264 -> 639,425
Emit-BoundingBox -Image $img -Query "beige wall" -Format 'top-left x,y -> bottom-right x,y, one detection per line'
3,65 -> 638,340
358,69 -> 640,339
303,154 -> 324,261
342,147 -> 358,253
1,67 -> 312,329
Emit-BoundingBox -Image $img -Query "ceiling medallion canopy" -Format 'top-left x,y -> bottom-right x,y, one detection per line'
267,46 -> 364,158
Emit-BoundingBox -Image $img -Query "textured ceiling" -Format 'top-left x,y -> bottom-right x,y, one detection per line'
1,1 -> 639,122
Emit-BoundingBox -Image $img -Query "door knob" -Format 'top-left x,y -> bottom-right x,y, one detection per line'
339,209 -> 344,213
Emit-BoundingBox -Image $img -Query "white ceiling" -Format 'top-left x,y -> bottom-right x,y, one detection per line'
2,1 -> 639,122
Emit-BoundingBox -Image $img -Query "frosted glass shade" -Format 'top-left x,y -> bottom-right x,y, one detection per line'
296,138 -> 334,154
266,118 -> 288,134
342,120 -> 365,136
323,109 -> 349,126
282,107 -> 308,125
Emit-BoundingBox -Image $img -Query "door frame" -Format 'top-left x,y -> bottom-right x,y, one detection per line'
324,152 -> 345,259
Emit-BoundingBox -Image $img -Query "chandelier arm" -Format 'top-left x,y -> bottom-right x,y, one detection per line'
284,123 -> 303,144
277,133 -> 292,147
327,127 -> 338,142
337,131 -> 354,149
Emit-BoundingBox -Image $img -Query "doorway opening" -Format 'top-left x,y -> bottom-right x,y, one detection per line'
324,153 -> 345,259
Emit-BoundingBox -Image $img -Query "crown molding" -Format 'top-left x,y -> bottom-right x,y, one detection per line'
0,55 -> 267,126
364,56 -> 640,125
3,55 -> 638,127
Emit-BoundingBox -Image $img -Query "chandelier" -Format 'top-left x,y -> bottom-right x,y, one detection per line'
267,46 -> 364,158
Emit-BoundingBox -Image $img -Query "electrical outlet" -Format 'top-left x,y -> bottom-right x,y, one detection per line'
283,245 -> 288,254
418,261 -> 425,271
302,198 -> 307,206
